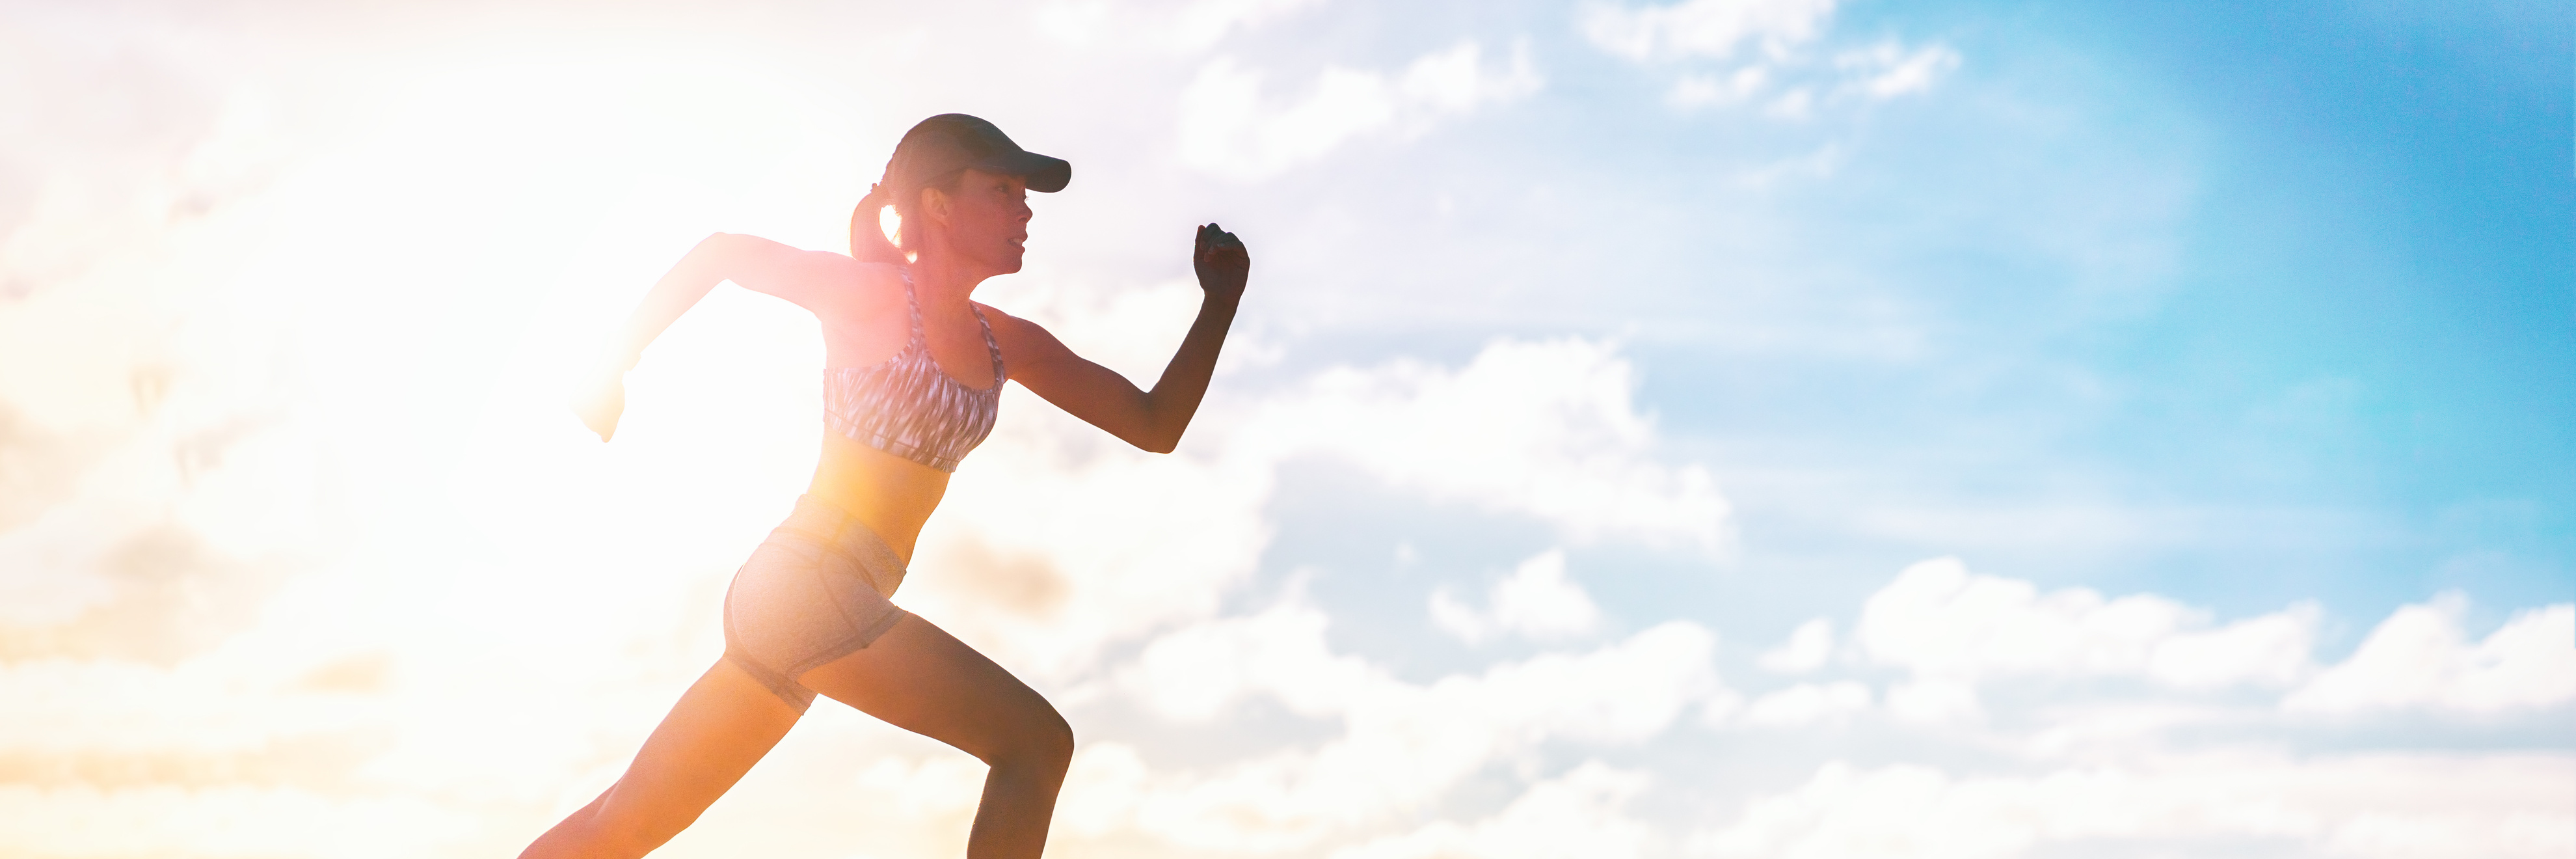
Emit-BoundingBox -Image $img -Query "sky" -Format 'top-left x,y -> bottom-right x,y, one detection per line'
1,1 -> 2571,857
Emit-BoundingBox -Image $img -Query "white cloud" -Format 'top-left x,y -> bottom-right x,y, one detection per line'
0,504 -> 135,627
1087,559 -> 2573,856
1398,38 -> 1544,113
1328,761 -> 1654,859
1107,608 -> 1724,852
1764,86 -> 1816,119
2285,595 -> 2576,716
1581,0 -> 1838,62
1835,40 -> 1962,100
1739,681 -> 1871,728
1755,617 -> 1834,674
1855,557 -> 2319,689
2147,601 -> 2322,689
1429,549 -> 1604,644
1178,58 -> 1392,180
1692,753 -> 2576,859
1667,65 -> 1769,108
1178,40 -> 1540,180
1240,336 -> 1732,552
1883,677 -> 1981,726
1115,590 -> 1384,722
1585,0 -> 1957,118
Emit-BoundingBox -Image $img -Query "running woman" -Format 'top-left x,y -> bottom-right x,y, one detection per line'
528,113 -> 1249,859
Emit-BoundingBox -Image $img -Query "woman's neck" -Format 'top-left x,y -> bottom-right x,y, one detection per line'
906,247 -> 988,312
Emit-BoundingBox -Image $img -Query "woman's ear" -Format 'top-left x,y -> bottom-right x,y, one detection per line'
918,185 -> 951,228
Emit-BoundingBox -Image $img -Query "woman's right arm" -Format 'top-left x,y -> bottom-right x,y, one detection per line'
572,232 -> 850,441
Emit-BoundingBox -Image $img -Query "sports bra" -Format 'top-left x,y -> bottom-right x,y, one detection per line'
822,268 -> 1003,472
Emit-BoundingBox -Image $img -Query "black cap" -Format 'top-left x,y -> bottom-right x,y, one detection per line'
883,114 -> 1071,197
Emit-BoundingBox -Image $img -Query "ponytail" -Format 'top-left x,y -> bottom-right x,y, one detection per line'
849,183 -> 907,264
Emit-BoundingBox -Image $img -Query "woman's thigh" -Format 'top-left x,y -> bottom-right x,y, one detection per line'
798,614 -> 1069,765
591,658 -> 805,840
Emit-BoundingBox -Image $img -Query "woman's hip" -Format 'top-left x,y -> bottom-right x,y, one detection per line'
719,495 -> 914,711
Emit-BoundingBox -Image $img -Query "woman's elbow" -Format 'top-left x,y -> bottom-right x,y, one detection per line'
1127,428 -> 1181,455
1122,403 -> 1183,453
684,233 -> 738,267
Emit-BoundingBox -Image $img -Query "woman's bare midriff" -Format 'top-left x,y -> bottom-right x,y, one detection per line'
805,435 -> 952,565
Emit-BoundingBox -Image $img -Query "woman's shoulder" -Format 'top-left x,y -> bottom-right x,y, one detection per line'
971,303 -> 1072,357
821,259 -> 911,318
971,301 -> 1041,336
835,257 -> 909,290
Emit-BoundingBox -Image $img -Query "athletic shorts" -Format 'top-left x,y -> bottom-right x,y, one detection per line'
721,495 -> 912,713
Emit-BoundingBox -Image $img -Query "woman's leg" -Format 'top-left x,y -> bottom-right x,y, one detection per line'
799,613 -> 1074,859
519,658 -> 803,859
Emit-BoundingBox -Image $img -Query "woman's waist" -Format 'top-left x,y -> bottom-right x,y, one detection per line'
805,439 -> 949,560
766,493 -> 914,592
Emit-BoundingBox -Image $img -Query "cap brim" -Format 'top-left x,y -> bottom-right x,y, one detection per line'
977,150 -> 1071,193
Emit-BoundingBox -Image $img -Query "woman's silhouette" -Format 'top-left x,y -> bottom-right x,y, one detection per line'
526,114 -> 1248,858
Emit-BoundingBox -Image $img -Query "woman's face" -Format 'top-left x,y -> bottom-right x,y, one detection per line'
927,168 -> 1032,277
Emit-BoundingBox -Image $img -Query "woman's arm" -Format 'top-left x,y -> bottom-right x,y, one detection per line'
572,232 -> 870,441
999,224 -> 1248,453
611,233 -> 850,366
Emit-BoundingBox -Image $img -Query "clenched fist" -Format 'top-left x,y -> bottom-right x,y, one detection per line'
1192,223 -> 1249,305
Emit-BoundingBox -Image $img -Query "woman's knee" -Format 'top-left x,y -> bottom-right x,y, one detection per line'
1034,705 -> 1075,767
989,701 -> 1074,772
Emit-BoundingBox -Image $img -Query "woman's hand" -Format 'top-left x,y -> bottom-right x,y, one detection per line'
572,367 -> 626,442
1192,223 -> 1249,305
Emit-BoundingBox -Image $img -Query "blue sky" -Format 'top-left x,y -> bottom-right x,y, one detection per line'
1206,0 -> 2571,649
1606,0 -> 2568,620
0,1 -> 2569,856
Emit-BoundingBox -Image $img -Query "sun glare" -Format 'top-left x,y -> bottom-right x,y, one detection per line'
0,33 -> 904,854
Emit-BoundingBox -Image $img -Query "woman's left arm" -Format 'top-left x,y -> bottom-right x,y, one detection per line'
1000,224 -> 1248,454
